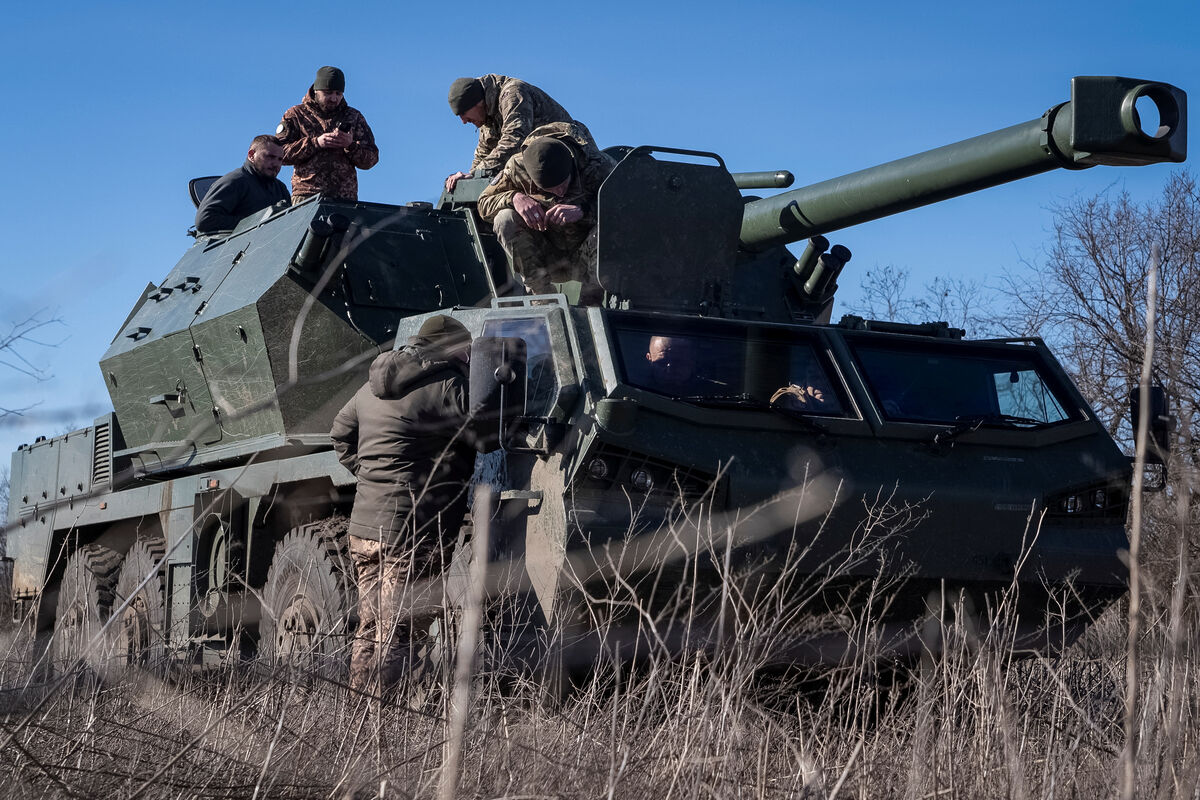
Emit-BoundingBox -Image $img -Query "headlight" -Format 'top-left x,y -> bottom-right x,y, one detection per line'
1046,483 -> 1126,519
631,469 -> 654,493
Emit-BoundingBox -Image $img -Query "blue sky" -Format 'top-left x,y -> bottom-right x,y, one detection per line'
0,0 -> 1196,465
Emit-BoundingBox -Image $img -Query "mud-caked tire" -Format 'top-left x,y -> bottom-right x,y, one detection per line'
259,518 -> 354,680
109,538 -> 168,672
52,544 -> 122,677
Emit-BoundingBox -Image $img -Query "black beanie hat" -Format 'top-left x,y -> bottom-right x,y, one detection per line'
447,77 -> 485,114
417,315 -> 471,347
314,66 -> 346,93
524,139 -> 573,189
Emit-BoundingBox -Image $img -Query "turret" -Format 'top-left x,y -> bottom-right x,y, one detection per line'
592,76 -> 1186,320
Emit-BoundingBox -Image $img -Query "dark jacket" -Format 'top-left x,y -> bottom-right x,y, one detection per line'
194,161 -> 290,234
330,340 -> 485,544
277,88 -> 379,201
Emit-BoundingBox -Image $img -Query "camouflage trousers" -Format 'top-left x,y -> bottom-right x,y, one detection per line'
348,535 -> 442,698
492,209 -> 604,304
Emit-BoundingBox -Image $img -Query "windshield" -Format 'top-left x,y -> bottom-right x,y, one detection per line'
611,314 -> 847,416
482,316 -> 559,416
851,342 -> 1077,425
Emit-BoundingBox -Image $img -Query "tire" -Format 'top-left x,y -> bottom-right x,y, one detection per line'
259,517 -> 354,679
52,544 -> 122,676
110,538 -> 167,671
0,558 -> 13,631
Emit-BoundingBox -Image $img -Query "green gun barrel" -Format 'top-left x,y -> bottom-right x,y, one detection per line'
739,77 -> 1187,251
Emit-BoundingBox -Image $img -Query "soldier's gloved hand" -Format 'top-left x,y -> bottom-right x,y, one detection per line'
770,384 -> 825,408
513,192 -> 547,231
445,171 -> 471,192
546,204 -> 583,226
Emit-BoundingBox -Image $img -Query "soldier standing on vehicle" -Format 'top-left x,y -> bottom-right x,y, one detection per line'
330,315 -> 491,698
444,74 -> 593,193
194,135 -> 290,234
276,66 -> 379,202
476,123 -> 614,304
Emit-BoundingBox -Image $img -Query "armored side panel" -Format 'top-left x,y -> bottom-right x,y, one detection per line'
596,148 -> 744,315
6,424 -> 111,598
100,199 -> 498,473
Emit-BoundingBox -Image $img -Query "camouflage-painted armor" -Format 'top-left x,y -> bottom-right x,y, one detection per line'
477,122 -> 614,302
277,89 -> 379,201
470,74 -> 586,176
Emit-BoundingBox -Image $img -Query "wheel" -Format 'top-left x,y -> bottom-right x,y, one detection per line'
52,544 -> 122,676
110,538 -> 167,670
259,518 -> 353,678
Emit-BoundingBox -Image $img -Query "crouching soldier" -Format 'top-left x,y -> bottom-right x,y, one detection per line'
476,122 -> 614,305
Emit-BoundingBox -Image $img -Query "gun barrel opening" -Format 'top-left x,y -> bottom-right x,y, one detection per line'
1132,84 -> 1180,140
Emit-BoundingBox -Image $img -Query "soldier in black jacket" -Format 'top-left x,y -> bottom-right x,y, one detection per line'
330,315 -> 492,697
194,135 -> 290,234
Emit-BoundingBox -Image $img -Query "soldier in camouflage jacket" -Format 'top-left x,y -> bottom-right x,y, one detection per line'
444,74 -> 594,193
476,121 -> 615,304
276,66 -> 379,202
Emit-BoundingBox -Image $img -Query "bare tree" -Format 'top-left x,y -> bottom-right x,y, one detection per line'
0,310 -> 64,420
1002,171 -> 1200,453
845,263 -> 1001,335
996,171 -> 1200,579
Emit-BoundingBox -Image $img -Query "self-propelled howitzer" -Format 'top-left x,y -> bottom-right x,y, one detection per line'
3,76 -> 1186,675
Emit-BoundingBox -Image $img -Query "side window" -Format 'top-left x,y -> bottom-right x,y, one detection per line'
482,317 -> 558,416
853,343 -> 1079,425
993,369 -> 1069,423
611,321 -> 848,415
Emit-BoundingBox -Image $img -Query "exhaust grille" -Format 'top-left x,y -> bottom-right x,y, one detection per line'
91,421 -> 112,487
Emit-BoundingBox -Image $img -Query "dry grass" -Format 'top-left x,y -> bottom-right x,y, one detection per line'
0,493 -> 1196,799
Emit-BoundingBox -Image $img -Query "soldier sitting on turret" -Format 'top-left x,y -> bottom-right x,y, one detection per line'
476,123 -> 614,305
194,135 -> 290,235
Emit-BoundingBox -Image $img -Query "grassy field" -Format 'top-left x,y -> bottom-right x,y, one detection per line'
0,496 -> 1194,800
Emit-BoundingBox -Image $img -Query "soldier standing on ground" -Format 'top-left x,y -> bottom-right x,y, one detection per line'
276,66 -> 379,202
476,123 -> 615,304
194,135 -> 290,234
444,74 -> 593,193
329,316 -> 492,698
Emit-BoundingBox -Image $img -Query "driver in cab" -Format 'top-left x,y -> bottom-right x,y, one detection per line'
644,336 -> 724,396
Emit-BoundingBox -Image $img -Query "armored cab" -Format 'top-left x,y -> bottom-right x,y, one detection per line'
4,76 -> 1186,672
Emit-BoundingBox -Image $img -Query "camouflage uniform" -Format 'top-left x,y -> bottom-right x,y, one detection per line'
475,122 -> 614,303
470,74 -> 586,176
277,89 -> 378,201
477,122 -> 615,303
346,535 -> 442,698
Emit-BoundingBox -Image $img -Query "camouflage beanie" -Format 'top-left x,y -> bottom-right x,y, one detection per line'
314,66 -> 346,93
524,139 -> 574,189
448,77 -> 485,114
417,315 -> 471,348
